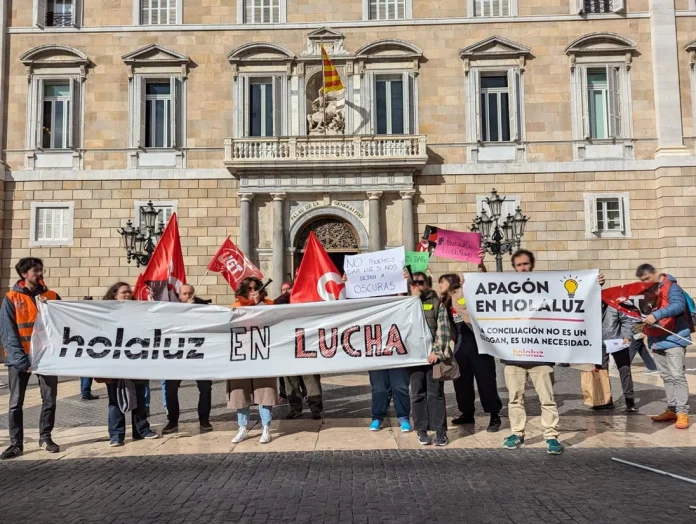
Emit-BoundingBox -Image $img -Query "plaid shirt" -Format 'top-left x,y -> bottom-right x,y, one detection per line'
432,303 -> 454,361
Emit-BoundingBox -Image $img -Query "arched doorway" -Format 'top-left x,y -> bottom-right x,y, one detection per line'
295,217 -> 359,274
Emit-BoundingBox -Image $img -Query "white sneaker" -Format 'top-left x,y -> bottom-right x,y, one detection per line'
231,426 -> 249,444
260,426 -> 272,444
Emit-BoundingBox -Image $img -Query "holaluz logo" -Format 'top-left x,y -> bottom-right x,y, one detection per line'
59,327 -> 205,360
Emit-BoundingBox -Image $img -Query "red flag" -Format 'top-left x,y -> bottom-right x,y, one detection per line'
290,232 -> 345,303
417,225 -> 439,255
133,213 -> 187,301
601,282 -> 658,319
207,237 -> 263,291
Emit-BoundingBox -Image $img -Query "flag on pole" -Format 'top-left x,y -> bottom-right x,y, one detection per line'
601,282 -> 657,320
290,232 -> 345,303
321,44 -> 344,93
207,237 -> 263,291
133,213 -> 187,301
416,225 -> 439,255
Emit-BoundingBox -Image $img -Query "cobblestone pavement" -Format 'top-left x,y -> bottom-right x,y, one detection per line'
2,448 -> 696,523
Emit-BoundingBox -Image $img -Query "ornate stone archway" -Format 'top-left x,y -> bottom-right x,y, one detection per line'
296,217 -> 359,251
288,205 -> 369,251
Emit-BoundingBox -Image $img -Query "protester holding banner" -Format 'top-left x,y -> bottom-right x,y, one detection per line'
1,258 -> 61,460
408,272 -> 450,446
598,304 -> 636,412
228,277 -> 277,445
102,282 -> 159,447
635,264 -> 692,429
480,249 -> 564,455
441,274 -> 502,432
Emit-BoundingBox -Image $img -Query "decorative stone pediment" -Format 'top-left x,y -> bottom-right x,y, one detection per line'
302,27 -> 349,56
122,44 -> 191,77
684,39 -> 696,67
459,36 -> 531,72
20,45 -> 89,79
565,33 -> 637,69
354,39 -> 423,76
227,42 -> 296,77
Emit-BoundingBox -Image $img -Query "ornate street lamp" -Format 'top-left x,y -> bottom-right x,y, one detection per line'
117,201 -> 164,267
471,188 -> 530,272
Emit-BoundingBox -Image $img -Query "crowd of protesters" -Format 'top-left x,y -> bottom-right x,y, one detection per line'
0,252 -> 692,459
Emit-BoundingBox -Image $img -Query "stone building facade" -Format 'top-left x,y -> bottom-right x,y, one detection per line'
0,0 -> 695,303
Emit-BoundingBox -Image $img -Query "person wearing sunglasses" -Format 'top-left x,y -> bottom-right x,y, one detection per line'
408,271 -> 450,446
228,277 -> 278,445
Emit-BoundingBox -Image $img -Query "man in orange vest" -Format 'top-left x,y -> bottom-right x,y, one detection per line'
1,257 -> 61,459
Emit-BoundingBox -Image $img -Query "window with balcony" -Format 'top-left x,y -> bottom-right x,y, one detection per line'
30,202 -> 75,247
367,0 -> 409,19
145,82 -> 174,148
366,73 -> 415,135
137,0 -> 181,25
41,82 -> 72,149
575,0 -> 625,13
249,80 -> 275,136
467,69 -> 523,146
34,0 -> 82,28
584,193 -> 631,238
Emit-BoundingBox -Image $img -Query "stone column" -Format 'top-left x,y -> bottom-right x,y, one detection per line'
650,0 -> 689,156
238,193 -> 254,257
367,191 -> 383,252
400,190 -> 416,251
270,193 -> 286,297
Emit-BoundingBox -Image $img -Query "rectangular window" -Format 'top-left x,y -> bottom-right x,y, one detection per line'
135,201 -> 177,228
474,0 -> 510,17
583,0 -> 612,12
145,82 -> 172,148
46,0 -> 73,27
480,75 -> 510,142
249,80 -> 274,137
369,0 -> 406,20
36,206 -> 71,242
375,77 -> 405,134
587,69 -> 608,139
244,0 -> 281,23
141,0 -> 177,25
42,82 -> 71,149
596,198 -> 622,232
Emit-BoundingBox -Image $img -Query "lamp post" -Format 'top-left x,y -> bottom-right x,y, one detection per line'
470,188 -> 529,273
117,201 -> 164,267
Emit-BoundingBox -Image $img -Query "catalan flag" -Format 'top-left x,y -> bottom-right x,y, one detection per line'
321,44 -> 344,93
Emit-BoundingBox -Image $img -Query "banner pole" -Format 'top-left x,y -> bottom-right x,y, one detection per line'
195,269 -> 210,290
647,323 -> 695,346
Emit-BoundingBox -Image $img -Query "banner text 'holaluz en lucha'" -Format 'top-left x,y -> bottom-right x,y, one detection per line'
30,297 -> 432,380
463,270 -> 602,364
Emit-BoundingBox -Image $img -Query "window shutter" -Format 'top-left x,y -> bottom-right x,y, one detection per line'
618,197 -> 626,233
470,69 -> 481,142
575,0 -> 585,13
589,196 -> 599,233
72,0 -> 82,27
402,72 -> 414,134
169,76 -> 178,148
242,76 -> 251,136
607,66 -> 622,139
34,0 -> 46,29
507,69 -> 520,142
136,77 -> 147,148
612,0 -> 625,12
272,76 -> 282,136
35,78 -> 45,149
245,0 -> 252,23
68,78 -> 80,149
364,72 -> 374,134
579,66 -> 590,139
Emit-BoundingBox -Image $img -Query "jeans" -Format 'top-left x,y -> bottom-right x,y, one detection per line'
369,368 -> 410,421
453,351 -> 502,417
143,381 -> 151,409
8,367 -> 58,446
601,346 -> 634,401
653,346 -> 690,414
165,380 -> 212,424
161,380 -> 167,410
409,365 -> 446,433
628,337 -> 657,371
504,364 -> 559,439
237,405 -> 272,427
286,375 -> 323,415
80,377 -> 93,397
106,380 -> 152,441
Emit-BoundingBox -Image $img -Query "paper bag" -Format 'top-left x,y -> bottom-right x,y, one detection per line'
581,369 -> 611,407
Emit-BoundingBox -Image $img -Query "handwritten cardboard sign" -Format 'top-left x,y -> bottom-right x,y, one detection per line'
433,229 -> 481,263
405,251 -> 430,274
344,247 -> 408,299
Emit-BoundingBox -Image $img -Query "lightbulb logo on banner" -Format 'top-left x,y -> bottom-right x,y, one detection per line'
561,275 -> 581,299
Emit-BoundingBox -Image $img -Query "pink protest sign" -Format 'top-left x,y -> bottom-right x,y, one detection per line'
433,229 -> 482,263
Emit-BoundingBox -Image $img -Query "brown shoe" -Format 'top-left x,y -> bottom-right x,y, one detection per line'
675,414 -> 690,429
651,409 -> 678,422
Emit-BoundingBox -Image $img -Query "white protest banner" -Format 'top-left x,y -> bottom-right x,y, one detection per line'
463,270 -> 602,364
30,296 -> 431,380
344,247 -> 407,299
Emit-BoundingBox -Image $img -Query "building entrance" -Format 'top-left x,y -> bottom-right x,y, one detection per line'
294,216 -> 360,275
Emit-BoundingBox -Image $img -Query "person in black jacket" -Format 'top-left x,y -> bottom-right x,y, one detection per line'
440,274 -> 502,432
